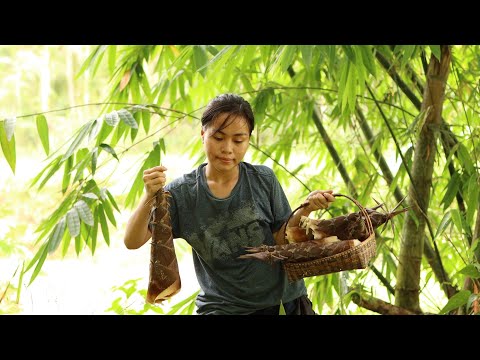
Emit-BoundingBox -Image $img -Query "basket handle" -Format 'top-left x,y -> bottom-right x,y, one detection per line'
332,193 -> 374,236
283,193 -> 374,241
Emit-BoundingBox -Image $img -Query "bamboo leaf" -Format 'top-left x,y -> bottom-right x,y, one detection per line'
91,147 -> 98,176
0,123 -> 16,174
205,45 -> 218,56
192,45 -> 208,77
457,143 -> 474,174
120,69 -> 132,92
101,198 -> 117,227
99,143 -> 119,161
278,45 -> 297,73
63,122 -> 93,161
300,46 -> 313,67
466,174 -> 479,224
167,290 -> 200,314
337,60 -> 349,113
35,115 -> 50,155
468,239 -> 480,259
30,155 -> 59,188
106,189 -> 120,212
48,217 -> 67,254
72,150 -> 91,183
467,293 -> 480,313
402,45 -> 416,65
91,207 -> 99,255
88,119 -> 100,143
279,301 -> 286,315
341,45 -> 356,64
74,200 -> 94,226
82,192 -> 98,200
74,234 -> 82,255
98,204 -> 110,246
199,45 -> 236,75
61,228 -> 71,257
359,45 -> 376,77
125,143 -> 160,208
4,117 -> 16,141
441,172 -> 460,211
99,187 -> 107,201
125,167 -> 144,209
34,191 -> 76,239
107,45 -> 117,73
439,290 -> 471,314
457,264 -> 480,279
28,244 -> 49,285
117,109 -> 138,129
241,46 -> 257,69
105,110 -> 120,127
110,120 -> 128,147
429,45 -> 442,61
239,73 -> 255,93
142,111 -> 151,134
38,156 -> 63,190
24,243 -> 47,273
327,45 -> 337,71
61,156 -> 73,194
16,261 -> 25,303
66,208 -> 81,238
95,119 -> 114,145
434,211 -> 452,240
159,138 -> 166,155
450,209 -> 463,234
76,45 -> 107,78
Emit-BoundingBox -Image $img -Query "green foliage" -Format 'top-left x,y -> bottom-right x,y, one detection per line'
3,45 -> 480,315
0,120 -> 16,173
439,290 -> 471,314
106,279 -> 165,315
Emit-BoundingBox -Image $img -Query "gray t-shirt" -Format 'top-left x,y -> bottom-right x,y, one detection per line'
164,161 -> 307,315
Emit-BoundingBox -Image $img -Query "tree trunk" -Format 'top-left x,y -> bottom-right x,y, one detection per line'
395,46 -> 451,312
356,106 -> 456,299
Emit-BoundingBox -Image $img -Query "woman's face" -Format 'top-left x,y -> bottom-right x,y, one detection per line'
201,113 -> 250,173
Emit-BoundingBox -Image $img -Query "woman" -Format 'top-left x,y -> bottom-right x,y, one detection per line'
124,93 -> 335,315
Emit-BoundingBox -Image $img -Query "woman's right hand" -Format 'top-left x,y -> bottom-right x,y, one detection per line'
143,165 -> 167,197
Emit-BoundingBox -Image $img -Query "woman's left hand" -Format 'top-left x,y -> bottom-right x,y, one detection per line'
302,190 -> 335,212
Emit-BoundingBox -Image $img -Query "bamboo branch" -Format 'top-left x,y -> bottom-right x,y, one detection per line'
310,105 -> 358,198
286,63 -> 358,197
350,290 -> 420,315
386,45 -> 425,95
249,143 -> 311,193
355,106 -> 404,202
406,63 -> 425,95
371,267 -> 395,295
375,51 -> 422,110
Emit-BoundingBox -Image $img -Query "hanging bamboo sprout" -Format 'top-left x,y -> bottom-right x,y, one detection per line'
145,189 -> 181,304
238,193 -> 409,265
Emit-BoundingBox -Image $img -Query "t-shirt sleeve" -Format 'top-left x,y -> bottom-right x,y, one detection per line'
270,172 -> 292,233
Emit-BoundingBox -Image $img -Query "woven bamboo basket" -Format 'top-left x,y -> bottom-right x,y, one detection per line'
284,194 -> 376,282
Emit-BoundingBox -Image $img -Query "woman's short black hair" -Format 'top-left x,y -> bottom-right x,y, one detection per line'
201,93 -> 254,135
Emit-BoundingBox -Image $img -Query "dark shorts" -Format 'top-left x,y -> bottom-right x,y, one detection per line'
250,295 -> 316,315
